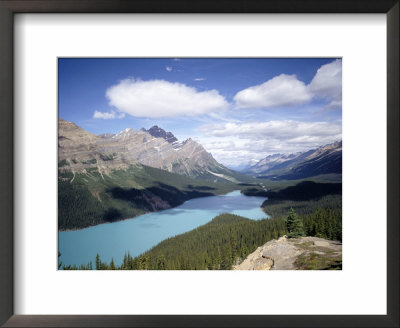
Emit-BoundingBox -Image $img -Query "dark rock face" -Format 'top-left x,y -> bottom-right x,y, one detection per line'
144,125 -> 178,143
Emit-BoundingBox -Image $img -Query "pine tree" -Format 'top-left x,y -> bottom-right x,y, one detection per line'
110,258 -> 116,270
95,253 -> 101,270
122,253 -> 129,270
315,209 -> 326,238
286,208 -> 305,238
138,255 -> 149,270
214,247 -> 222,270
202,252 -> 210,269
240,243 -> 249,258
156,254 -> 166,270
220,244 -> 232,270
230,236 -> 238,262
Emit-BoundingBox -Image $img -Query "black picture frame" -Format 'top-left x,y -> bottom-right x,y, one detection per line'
0,1 -> 398,327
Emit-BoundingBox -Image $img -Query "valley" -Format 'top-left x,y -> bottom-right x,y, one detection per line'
59,190 -> 269,267
58,119 -> 256,230
58,119 -> 342,270
59,164 -> 241,230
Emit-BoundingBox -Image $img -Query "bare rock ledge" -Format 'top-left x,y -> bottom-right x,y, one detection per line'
233,236 -> 342,270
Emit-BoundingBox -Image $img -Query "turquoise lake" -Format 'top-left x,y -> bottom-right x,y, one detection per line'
58,190 -> 268,267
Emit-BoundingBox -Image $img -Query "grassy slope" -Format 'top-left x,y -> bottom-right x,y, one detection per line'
58,164 -> 240,230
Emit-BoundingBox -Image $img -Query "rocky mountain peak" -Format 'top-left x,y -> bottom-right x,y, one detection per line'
117,127 -> 134,134
58,119 -> 235,182
58,118 -> 98,142
143,125 -> 178,144
59,118 -> 80,132
111,127 -> 138,140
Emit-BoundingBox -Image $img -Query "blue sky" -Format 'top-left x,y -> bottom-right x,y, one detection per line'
59,58 -> 342,168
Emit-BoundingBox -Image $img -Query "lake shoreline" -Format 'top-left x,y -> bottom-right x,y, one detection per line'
58,187 -> 241,232
59,190 -> 268,267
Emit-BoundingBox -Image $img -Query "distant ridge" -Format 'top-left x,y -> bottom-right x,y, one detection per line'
244,141 -> 342,180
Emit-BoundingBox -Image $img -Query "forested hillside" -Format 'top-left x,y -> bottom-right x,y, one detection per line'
62,195 -> 341,270
59,165 -> 238,230
58,119 -> 259,230
243,181 -> 342,241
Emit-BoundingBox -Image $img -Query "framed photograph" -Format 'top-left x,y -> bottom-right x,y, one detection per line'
0,0 -> 398,327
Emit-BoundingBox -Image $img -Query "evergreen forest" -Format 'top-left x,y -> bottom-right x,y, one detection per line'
62,180 -> 342,270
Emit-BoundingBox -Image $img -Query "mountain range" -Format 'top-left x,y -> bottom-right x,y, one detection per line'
58,118 -> 341,230
58,119 -> 250,230
243,141 -> 342,180
59,118 -> 241,183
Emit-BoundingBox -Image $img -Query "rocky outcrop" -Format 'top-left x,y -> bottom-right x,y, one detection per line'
233,236 -> 342,270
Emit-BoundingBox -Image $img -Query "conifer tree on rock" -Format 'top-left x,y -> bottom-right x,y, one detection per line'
286,208 -> 305,238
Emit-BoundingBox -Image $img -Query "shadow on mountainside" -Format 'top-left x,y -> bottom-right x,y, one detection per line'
106,182 -> 215,221
186,184 -> 216,191
242,181 -> 342,201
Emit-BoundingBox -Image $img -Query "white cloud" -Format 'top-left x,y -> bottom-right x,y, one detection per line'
203,120 -> 341,140
197,120 -> 341,166
93,110 -> 125,120
234,74 -> 313,109
106,78 -> 229,118
194,135 -> 263,167
194,78 -> 206,81
166,66 -> 172,72
309,59 -> 342,108
324,100 -> 342,110
233,59 -> 342,110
